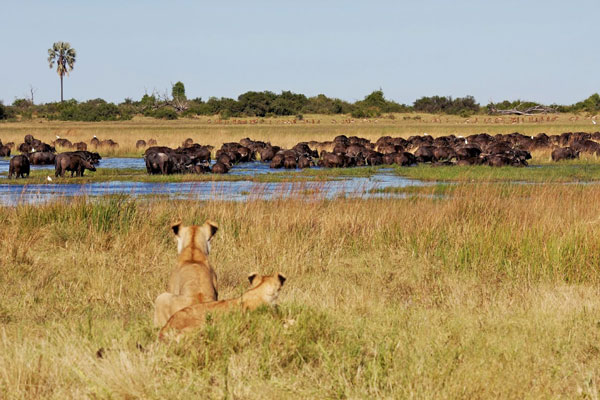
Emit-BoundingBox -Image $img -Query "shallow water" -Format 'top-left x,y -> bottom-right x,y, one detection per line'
0,157 -> 148,174
0,158 -> 430,205
0,174 -> 429,205
0,158 -> 275,176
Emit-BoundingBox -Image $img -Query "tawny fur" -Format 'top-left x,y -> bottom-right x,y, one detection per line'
159,273 -> 286,340
153,220 -> 219,327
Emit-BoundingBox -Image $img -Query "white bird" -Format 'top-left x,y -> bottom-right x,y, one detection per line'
593,120 -> 597,125
47,176 -> 52,182
56,135 -> 60,139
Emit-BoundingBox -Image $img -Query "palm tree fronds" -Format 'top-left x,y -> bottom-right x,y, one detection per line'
47,41 -> 77,101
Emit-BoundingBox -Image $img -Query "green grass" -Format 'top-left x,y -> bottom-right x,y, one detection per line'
0,165 -> 383,185
393,162 -> 600,182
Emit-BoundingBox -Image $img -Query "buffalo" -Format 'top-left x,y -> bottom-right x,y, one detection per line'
9,155 -> 30,178
55,153 -> 97,177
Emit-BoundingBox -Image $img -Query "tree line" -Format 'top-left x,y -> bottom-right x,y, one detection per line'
2,85 -> 600,122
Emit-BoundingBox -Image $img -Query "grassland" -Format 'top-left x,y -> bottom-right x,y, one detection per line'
1,113 -> 599,158
2,185 -> 600,398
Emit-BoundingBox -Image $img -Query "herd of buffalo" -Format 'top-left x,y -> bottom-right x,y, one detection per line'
2,135 -> 102,179
1,130 -> 599,178
142,131 -> 598,174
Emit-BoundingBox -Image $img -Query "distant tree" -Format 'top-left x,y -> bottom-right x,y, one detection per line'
172,81 -> 186,100
414,95 -> 479,115
578,93 -> 600,113
47,42 -> 76,102
352,90 -> 410,117
0,102 -> 5,120
238,91 -> 277,117
170,82 -> 188,112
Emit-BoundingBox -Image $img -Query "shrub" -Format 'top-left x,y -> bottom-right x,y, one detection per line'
414,95 -> 480,115
151,107 -> 178,120
172,81 -> 186,101
46,99 -> 128,122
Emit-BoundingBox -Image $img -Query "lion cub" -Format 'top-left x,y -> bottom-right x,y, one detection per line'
159,273 -> 286,340
154,220 -> 219,327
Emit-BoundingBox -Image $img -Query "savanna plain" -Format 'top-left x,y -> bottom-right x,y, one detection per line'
2,114 -> 600,399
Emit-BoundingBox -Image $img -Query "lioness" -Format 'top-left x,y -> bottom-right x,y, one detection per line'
159,273 -> 286,340
154,220 -> 219,327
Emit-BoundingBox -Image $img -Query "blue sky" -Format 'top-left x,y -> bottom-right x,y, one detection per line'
1,0 -> 599,105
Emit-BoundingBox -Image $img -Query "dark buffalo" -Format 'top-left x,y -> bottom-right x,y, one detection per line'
145,152 -> 172,175
319,152 -> 347,168
433,147 -> 457,161
74,142 -> 88,151
53,138 -> 73,148
270,153 -> 285,169
18,143 -> 32,153
259,146 -> 277,162
211,162 -> 230,174
170,153 -> 193,173
64,151 -> 102,165
551,147 -> 579,162
32,142 -> 56,153
9,155 -> 30,178
414,146 -> 436,163
55,153 -> 97,177
393,152 -> 417,166
283,156 -> 297,169
297,156 -> 313,169
145,146 -> 174,157
28,151 -> 56,165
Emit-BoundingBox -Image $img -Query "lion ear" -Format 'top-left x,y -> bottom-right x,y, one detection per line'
278,274 -> 287,286
248,273 -> 258,284
171,221 -> 182,236
202,220 -> 218,240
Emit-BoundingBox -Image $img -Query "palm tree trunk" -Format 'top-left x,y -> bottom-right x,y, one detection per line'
60,75 -> 64,102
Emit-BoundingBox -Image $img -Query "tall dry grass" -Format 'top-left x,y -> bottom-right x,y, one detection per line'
1,186 -> 600,398
1,113 -> 599,157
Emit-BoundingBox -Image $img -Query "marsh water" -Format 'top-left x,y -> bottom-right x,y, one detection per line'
0,158 -> 430,205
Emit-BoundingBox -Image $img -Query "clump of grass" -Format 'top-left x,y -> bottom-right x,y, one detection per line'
368,183 -> 455,195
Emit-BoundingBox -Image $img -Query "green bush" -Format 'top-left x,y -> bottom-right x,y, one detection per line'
46,99 -> 129,121
151,107 -> 178,120
172,81 -> 186,101
351,106 -> 381,118
414,95 -> 480,114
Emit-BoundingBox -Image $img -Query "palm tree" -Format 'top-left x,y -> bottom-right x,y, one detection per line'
47,42 -> 76,102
